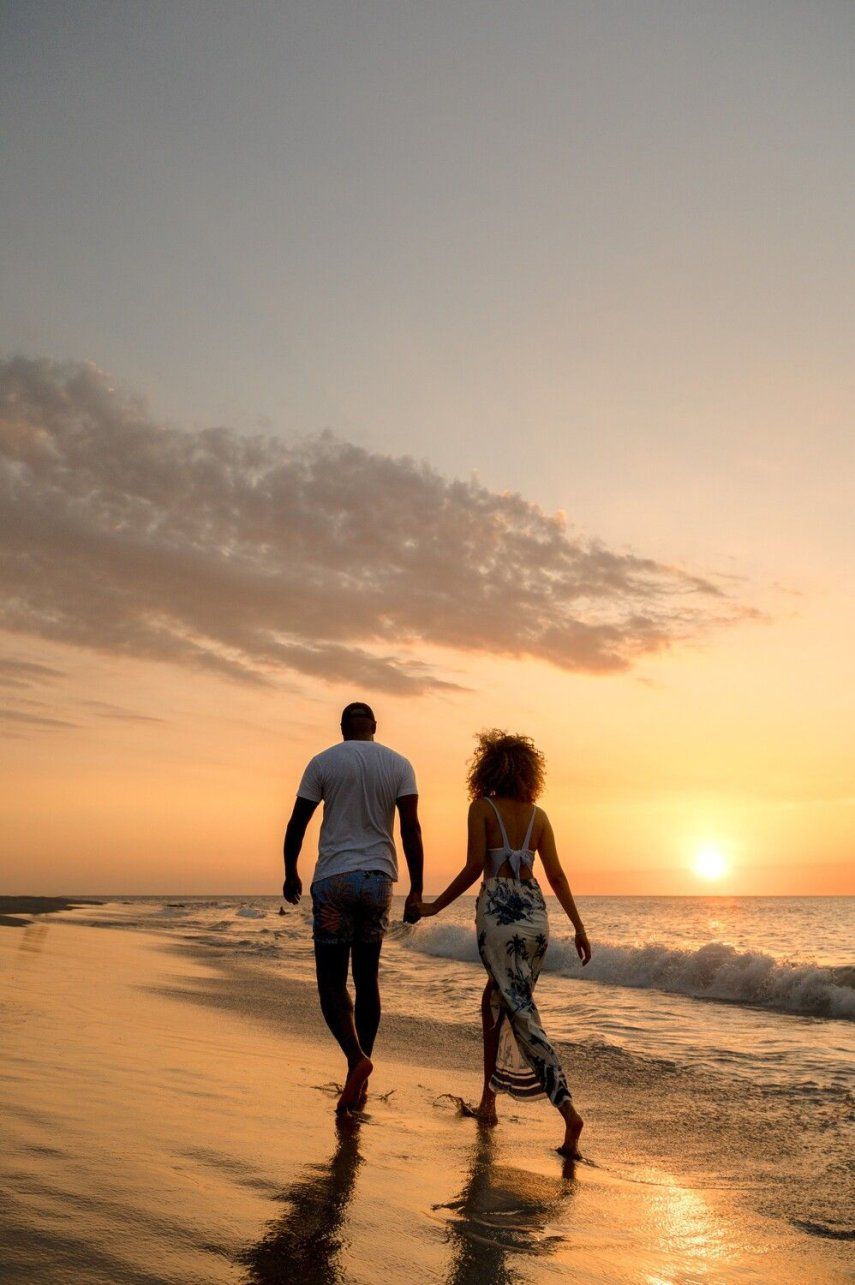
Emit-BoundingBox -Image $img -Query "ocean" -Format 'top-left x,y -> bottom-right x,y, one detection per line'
86,893 -> 854,1079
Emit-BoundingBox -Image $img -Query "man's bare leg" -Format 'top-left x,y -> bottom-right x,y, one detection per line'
351,940 -> 382,1107
476,980 -> 500,1124
314,942 -> 373,1111
351,941 -> 382,1056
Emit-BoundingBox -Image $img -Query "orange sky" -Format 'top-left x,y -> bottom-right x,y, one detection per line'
2,600 -> 852,896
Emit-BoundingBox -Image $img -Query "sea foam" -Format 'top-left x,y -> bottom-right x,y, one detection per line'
404,924 -> 855,1020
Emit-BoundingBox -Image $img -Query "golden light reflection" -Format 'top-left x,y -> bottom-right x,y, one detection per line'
650,1177 -> 728,1275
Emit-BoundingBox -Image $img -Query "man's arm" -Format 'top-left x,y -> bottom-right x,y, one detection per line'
282,796 -> 319,904
396,793 -> 424,922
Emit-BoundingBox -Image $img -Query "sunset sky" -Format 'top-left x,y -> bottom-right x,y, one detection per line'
1,3 -> 852,895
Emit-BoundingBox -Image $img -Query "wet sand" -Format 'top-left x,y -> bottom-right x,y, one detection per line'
1,914 -> 850,1283
0,896 -> 102,928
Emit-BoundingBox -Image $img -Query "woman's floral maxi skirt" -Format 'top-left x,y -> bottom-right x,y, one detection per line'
475,877 -> 571,1108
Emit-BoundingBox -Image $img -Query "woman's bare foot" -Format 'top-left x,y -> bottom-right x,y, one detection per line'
556,1102 -> 584,1158
336,1056 -> 373,1113
438,1094 -> 497,1123
474,1088 -> 498,1126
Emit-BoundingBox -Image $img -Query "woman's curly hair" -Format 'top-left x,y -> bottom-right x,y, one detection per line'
466,729 -> 546,803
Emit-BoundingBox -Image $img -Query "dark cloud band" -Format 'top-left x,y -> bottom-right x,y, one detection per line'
0,356 -> 743,693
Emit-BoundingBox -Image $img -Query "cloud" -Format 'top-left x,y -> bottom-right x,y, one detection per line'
82,700 -> 167,724
0,356 -> 747,694
0,658 -> 65,732
0,657 -> 65,688
0,708 -> 77,729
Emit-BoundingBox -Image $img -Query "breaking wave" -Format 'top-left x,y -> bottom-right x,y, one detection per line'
404,924 -> 855,1020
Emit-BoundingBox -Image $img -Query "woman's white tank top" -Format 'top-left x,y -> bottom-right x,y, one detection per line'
484,798 -> 537,880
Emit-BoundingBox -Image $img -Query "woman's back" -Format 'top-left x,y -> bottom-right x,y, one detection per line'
482,796 -> 543,880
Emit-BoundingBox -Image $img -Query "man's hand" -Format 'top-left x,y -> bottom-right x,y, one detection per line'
575,930 -> 591,966
283,872 -> 303,905
403,891 -> 422,924
282,797 -> 318,907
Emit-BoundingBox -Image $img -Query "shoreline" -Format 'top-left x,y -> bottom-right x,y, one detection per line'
1,911 -> 851,1281
0,896 -> 103,928
152,932 -> 854,1249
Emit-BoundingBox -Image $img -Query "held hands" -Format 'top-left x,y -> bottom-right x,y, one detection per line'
574,929 -> 592,966
283,872 -> 302,905
403,894 -> 438,924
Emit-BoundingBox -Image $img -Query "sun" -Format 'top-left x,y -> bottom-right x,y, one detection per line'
693,846 -> 728,882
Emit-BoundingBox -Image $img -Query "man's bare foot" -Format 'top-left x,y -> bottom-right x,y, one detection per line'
336,1056 -> 373,1113
556,1103 -> 584,1158
356,1079 -> 368,1109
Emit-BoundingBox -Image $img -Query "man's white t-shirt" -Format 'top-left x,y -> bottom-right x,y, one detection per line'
297,740 -> 417,885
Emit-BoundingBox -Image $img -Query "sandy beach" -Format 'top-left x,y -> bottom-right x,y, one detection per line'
1,904 -> 851,1283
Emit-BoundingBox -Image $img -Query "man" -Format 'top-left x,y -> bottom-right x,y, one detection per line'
282,702 -> 424,1112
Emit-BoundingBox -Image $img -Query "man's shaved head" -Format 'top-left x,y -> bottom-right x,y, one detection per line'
340,701 -> 377,740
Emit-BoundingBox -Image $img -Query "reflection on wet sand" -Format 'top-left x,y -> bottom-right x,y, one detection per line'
19,922 -> 49,952
437,1125 -> 576,1284
239,1116 -> 362,1284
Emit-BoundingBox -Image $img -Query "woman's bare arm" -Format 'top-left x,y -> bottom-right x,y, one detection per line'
418,800 -> 487,916
537,811 -> 591,964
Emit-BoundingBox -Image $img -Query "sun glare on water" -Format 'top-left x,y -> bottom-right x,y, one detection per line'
693,846 -> 728,882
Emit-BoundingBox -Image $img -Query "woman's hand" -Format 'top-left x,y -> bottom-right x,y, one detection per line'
574,929 -> 591,966
403,897 -> 438,923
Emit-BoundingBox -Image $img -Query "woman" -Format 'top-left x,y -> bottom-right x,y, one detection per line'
416,731 -> 591,1157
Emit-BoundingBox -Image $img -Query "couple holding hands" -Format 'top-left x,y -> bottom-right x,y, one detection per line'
283,703 -> 591,1157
